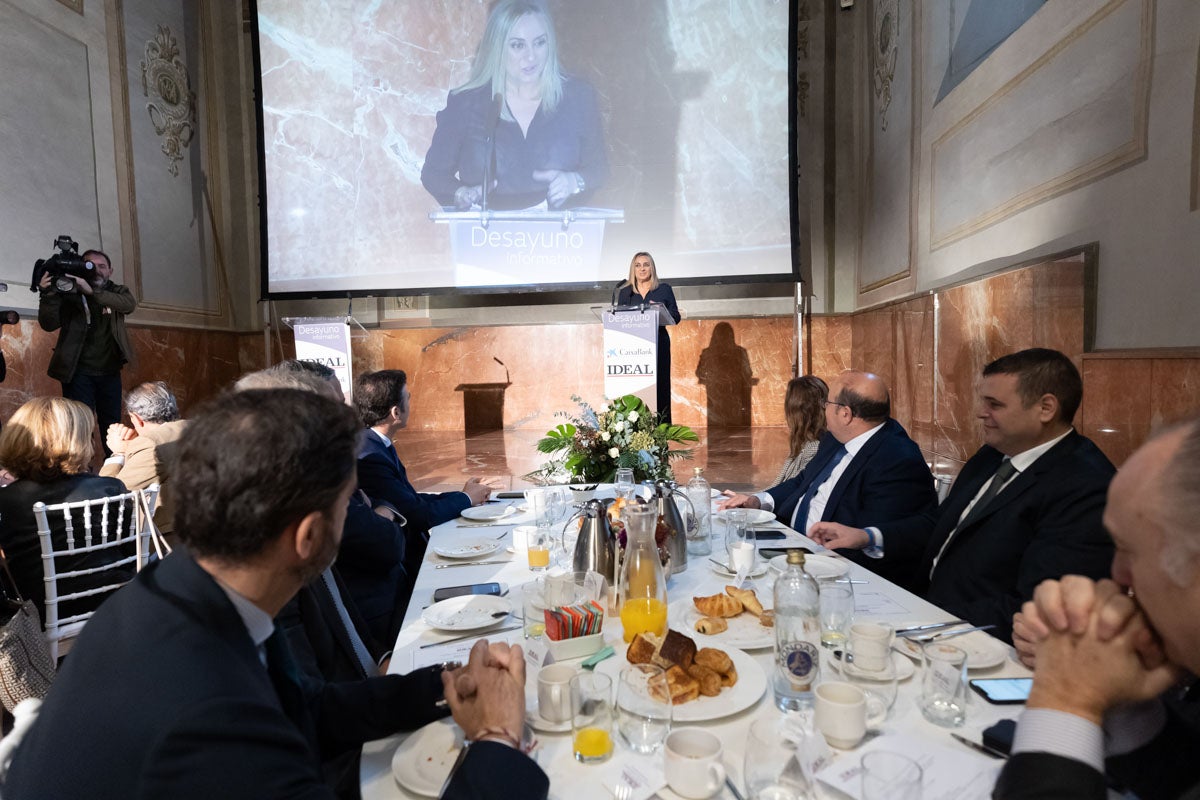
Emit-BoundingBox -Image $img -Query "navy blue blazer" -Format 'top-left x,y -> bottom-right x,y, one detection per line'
894,431 -> 1115,643
336,490 -> 411,644
767,420 -> 937,587
5,550 -> 547,799
356,431 -> 471,537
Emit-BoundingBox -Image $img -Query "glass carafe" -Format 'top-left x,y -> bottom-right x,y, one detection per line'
618,504 -> 668,643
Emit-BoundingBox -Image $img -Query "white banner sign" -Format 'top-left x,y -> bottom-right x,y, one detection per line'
293,317 -> 354,400
602,309 -> 658,411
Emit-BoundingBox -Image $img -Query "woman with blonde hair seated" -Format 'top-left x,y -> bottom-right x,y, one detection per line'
772,376 -> 829,485
0,397 -> 133,623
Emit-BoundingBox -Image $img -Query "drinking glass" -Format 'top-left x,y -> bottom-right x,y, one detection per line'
615,664 -> 671,754
571,672 -> 614,763
743,716 -> 810,800
818,577 -> 854,649
521,579 -> 547,639
861,751 -> 922,800
836,640 -> 897,727
526,526 -> 551,571
615,468 -> 636,501
920,642 -> 968,727
724,510 -> 756,573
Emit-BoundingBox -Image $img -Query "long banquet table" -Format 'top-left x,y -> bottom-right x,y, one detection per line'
361,489 -> 1032,799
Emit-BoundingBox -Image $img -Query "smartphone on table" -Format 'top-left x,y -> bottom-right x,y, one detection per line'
969,677 -> 1033,704
432,582 -> 504,603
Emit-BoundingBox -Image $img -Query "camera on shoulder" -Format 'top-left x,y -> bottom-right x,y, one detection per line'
31,235 -> 96,294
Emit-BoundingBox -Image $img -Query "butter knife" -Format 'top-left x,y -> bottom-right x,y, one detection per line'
434,559 -> 512,569
911,624 -> 995,643
894,620 -> 967,636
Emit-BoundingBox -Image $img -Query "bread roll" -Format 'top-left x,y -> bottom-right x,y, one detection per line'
694,647 -> 733,674
686,663 -> 723,697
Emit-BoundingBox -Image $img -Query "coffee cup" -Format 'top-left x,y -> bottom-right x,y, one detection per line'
848,622 -> 894,672
537,663 -> 576,723
664,728 -> 726,799
814,681 -> 867,749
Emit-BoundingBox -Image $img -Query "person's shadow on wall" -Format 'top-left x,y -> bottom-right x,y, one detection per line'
695,322 -> 757,427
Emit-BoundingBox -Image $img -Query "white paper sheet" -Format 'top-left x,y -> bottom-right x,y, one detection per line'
814,734 -> 1001,800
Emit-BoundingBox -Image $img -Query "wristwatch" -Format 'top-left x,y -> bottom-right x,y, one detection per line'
573,173 -> 585,194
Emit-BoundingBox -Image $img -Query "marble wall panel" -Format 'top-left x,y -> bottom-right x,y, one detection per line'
677,317 -> 794,428
1078,357 -> 1153,466
1149,359 -> 1200,429
807,315 -> 852,381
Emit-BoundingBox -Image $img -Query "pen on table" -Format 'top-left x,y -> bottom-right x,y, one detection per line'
950,733 -> 1008,760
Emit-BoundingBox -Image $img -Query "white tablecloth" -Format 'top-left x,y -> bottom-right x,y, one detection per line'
361,491 -> 1030,799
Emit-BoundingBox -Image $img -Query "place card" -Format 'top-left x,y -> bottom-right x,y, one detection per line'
814,733 -> 1000,800
598,755 -> 666,800
853,591 -> 909,616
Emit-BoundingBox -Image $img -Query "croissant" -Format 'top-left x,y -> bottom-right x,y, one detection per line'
693,593 -> 743,618
724,585 -> 764,616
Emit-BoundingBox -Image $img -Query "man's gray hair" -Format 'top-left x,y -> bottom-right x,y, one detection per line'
1159,415 -> 1200,584
234,364 -> 337,399
125,381 -> 179,424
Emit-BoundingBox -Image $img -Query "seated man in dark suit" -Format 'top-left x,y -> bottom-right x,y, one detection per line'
4,388 -> 547,800
719,370 -> 938,588
353,370 -> 495,573
993,416 -> 1200,800
809,349 -> 1115,643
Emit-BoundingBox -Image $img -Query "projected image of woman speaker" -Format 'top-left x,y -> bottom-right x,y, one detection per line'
619,252 -> 680,424
421,0 -> 608,211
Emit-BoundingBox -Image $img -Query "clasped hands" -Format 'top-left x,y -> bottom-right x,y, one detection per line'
105,422 -> 138,456
1014,576 -> 1180,724
454,170 -> 580,210
442,639 -> 527,747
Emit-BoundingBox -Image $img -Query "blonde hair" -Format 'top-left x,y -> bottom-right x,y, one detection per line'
454,0 -> 564,119
0,397 -> 96,481
626,251 -> 660,293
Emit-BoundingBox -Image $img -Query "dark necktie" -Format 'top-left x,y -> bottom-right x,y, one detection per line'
930,458 -> 1017,577
317,568 -> 376,678
791,444 -> 847,532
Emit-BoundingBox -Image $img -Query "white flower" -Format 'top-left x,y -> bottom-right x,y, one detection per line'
608,447 -> 620,459
614,421 -> 625,432
599,404 -> 609,414
627,410 -> 639,423
600,431 -> 611,442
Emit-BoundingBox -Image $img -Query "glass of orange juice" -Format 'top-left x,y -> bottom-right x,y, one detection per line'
526,527 -> 551,570
570,672 -> 614,763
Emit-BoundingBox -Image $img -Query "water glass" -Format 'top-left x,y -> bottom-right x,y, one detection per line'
836,640 -> 897,726
725,510 -> 756,573
615,664 -> 671,754
861,751 -> 922,800
818,577 -> 854,649
743,716 -> 810,800
521,579 -> 547,639
920,642 -> 968,727
615,468 -> 636,501
571,672 -> 614,763
526,487 -> 554,531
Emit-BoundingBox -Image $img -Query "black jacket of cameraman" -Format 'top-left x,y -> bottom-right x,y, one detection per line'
38,281 -> 137,383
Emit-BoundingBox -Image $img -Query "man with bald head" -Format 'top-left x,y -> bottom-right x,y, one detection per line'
993,415 -> 1200,799
719,370 -> 937,586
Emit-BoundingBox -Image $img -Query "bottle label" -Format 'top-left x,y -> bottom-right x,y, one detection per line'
780,641 -> 819,688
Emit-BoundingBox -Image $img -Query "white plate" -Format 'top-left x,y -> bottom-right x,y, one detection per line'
670,594 -> 775,650
460,504 -> 517,522
432,539 -> 502,559
708,559 -> 770,579
716,508 -> 775,526
891,626 -> 1010,670
525,708 -> 572,734
392,718 -> 464,797
837,649 -> 915,681
768,553 -> 849,580
421,595 -> 514,631
598,643 -> 766,722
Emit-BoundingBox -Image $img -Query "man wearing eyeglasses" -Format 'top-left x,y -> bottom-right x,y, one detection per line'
718,369 -> 937,588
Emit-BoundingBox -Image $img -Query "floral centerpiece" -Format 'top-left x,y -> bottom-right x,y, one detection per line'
527,394 -> 698,484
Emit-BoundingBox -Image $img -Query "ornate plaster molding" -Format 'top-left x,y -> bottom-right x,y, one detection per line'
140,24 -> 197,177
873,0 -> 899,131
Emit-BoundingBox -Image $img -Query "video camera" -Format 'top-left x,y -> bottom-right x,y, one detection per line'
31,236 -> 96,294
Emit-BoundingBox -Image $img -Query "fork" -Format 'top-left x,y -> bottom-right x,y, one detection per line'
610,785 -> 631,800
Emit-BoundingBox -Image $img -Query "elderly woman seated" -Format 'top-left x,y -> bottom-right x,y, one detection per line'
0,397 -> 134,624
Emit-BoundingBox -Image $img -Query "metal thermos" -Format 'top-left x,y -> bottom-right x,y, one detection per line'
651,480 -> 695,575
563,499 -> 616,579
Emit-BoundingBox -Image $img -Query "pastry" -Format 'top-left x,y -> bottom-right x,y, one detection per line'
694,616 -> 728,635
758,609 -> 776,628
665,665 -> 700,704
655,629 -> 697,670
725,585 -> 764,616
719,664 -> 739,688
686,663 -> 723,697
626,632 -> 661,665
693,593 -> 743,618
693,647 -> 733,674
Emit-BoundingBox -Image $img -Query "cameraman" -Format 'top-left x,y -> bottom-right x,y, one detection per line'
38,249 -> 136,456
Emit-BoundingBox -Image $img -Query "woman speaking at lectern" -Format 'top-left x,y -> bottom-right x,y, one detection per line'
618,252 -> 680,423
